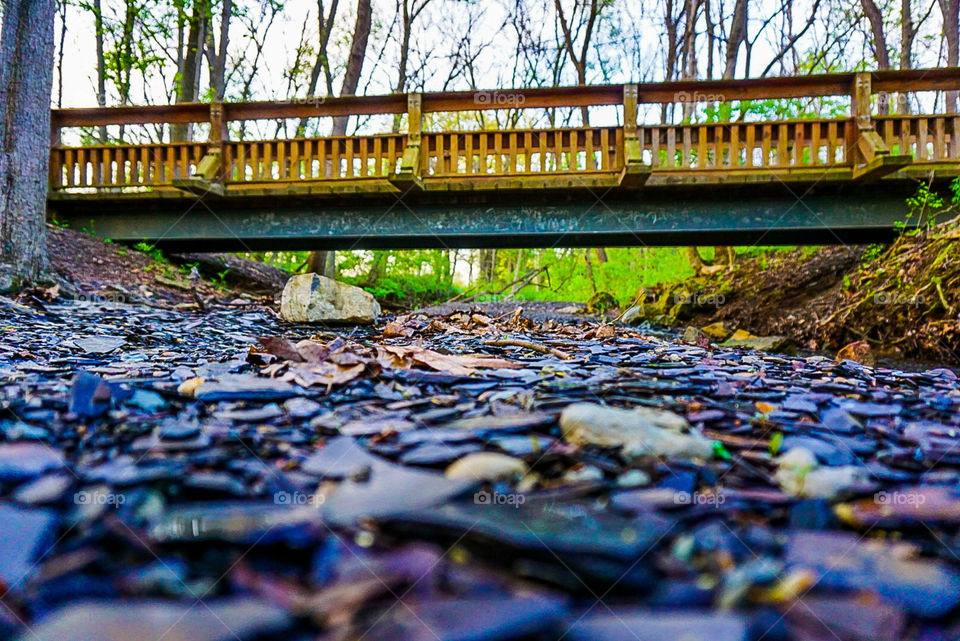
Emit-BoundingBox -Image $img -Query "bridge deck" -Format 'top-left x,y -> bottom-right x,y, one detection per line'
48,69 -> 960,249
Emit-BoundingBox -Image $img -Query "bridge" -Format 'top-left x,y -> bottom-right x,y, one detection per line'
48,69 -> 960,251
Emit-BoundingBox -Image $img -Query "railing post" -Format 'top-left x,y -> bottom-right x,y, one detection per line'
171,102 -> 227,196
849,72 -> 910,180
390,93 -> 423,192
620,83 -> 650,188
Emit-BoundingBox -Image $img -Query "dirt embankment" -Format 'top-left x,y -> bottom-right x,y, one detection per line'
635,223 -> 960,363
41,225 -> 287,307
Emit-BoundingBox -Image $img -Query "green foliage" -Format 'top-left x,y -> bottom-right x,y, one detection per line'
861,244 -> 885,264
133,242 -> 166,263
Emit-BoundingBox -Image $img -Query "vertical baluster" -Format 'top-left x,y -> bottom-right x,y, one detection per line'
479,133 -> 489,173
952,117 -> 960,159
613,128 -> 623,169
600,129 -> 608,170
826,122 -> 838,164
713,125 -> 724,168
347,138 -> 357,177
730,124 -> 740,167
794,122 -> 805,166
918,118 -> 929,160
291,140 -> 301,179
761,124 -> 772,167
666,128 -> 676,169
745,125 -> 756,167
494,132 -> 504,173
330,139 -> 340,178
810,122 -> 821,165
583,128 -> 594,170
452,134 -> 461,174
777,125 -> 788,166
883,120 -> 894,154
78,148 -> 88,186
536,131 -> 546,172
650,127 -> 660,168
64,149 -> 74,186
522,131 -> 532,173
900,118 -> 911,158
935,117 -> 945,160
682,127 -> 691,168
696,126 -> 706,169
464,133 -> 475,174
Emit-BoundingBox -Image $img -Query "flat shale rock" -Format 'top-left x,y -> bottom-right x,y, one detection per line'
280,273 -> 381,324
22,598 -> 291,641
567,611 -> 749,641
0,504 -> 57,590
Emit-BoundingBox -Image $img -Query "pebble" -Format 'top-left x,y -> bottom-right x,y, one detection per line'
445,452 -> 528,481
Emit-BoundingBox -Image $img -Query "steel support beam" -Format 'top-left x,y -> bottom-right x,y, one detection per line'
50,184 -> 923,252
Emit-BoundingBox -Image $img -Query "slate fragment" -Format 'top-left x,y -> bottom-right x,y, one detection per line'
194,374 -> 299,401
360,595 -> 566,641
382,499 -> 673,592
73,335 -> 126,354
566,610 -> 749,641
21,598 -> 291,641
68,371 -> 112,417
786,530 -> 960,617
0,504 -> 58,591
0,443 -> 65,482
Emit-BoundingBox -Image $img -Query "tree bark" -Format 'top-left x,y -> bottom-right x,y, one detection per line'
939,0 -> 959,111
861,0 -> 890,113
172,0 -> 206,142
331,0 -> 371,136
723,0 -> 748,79
212,0 -> 232,101
0,0 -> 54,288
307,0 -> 370,276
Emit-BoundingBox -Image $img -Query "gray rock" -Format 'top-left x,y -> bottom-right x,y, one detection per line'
721,334 -> 795,354
560,403 -> 715,460
620,305 -> 644,325
280,273 -> 380,324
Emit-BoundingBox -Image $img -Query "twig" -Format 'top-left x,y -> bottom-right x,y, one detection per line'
482,338 -> 572,360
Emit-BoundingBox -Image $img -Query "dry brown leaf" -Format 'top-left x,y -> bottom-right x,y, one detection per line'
257,337 -> 305,362
284,362 -> 366,390
837,339 -> 873,365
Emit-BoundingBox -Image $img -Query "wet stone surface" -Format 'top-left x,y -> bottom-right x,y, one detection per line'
2,299 -> 960,640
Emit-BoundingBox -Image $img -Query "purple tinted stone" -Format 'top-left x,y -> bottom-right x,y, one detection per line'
786,531 -> 960,617
0,504 -> 57,591
567,611 -> 748,641
0,444 -> 65,482
361,595 -> 565,641
23,598 -> 291,641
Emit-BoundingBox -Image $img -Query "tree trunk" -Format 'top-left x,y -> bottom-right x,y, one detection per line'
684,247 -> 704,274
171,0 -> 206,142
307,250 -> 336,277
212,0 -> 232,101
331,0 -> 371,136
0,0 -> 54,288
861,0 -> 890,113
939,0 -> 959,111
723,0 -> 747,79
93,0 -> 107,140
900,0 -> 915,113
307,0 -> 369,276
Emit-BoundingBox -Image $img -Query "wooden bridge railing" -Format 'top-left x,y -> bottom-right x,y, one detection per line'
49,68 -> 960,194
